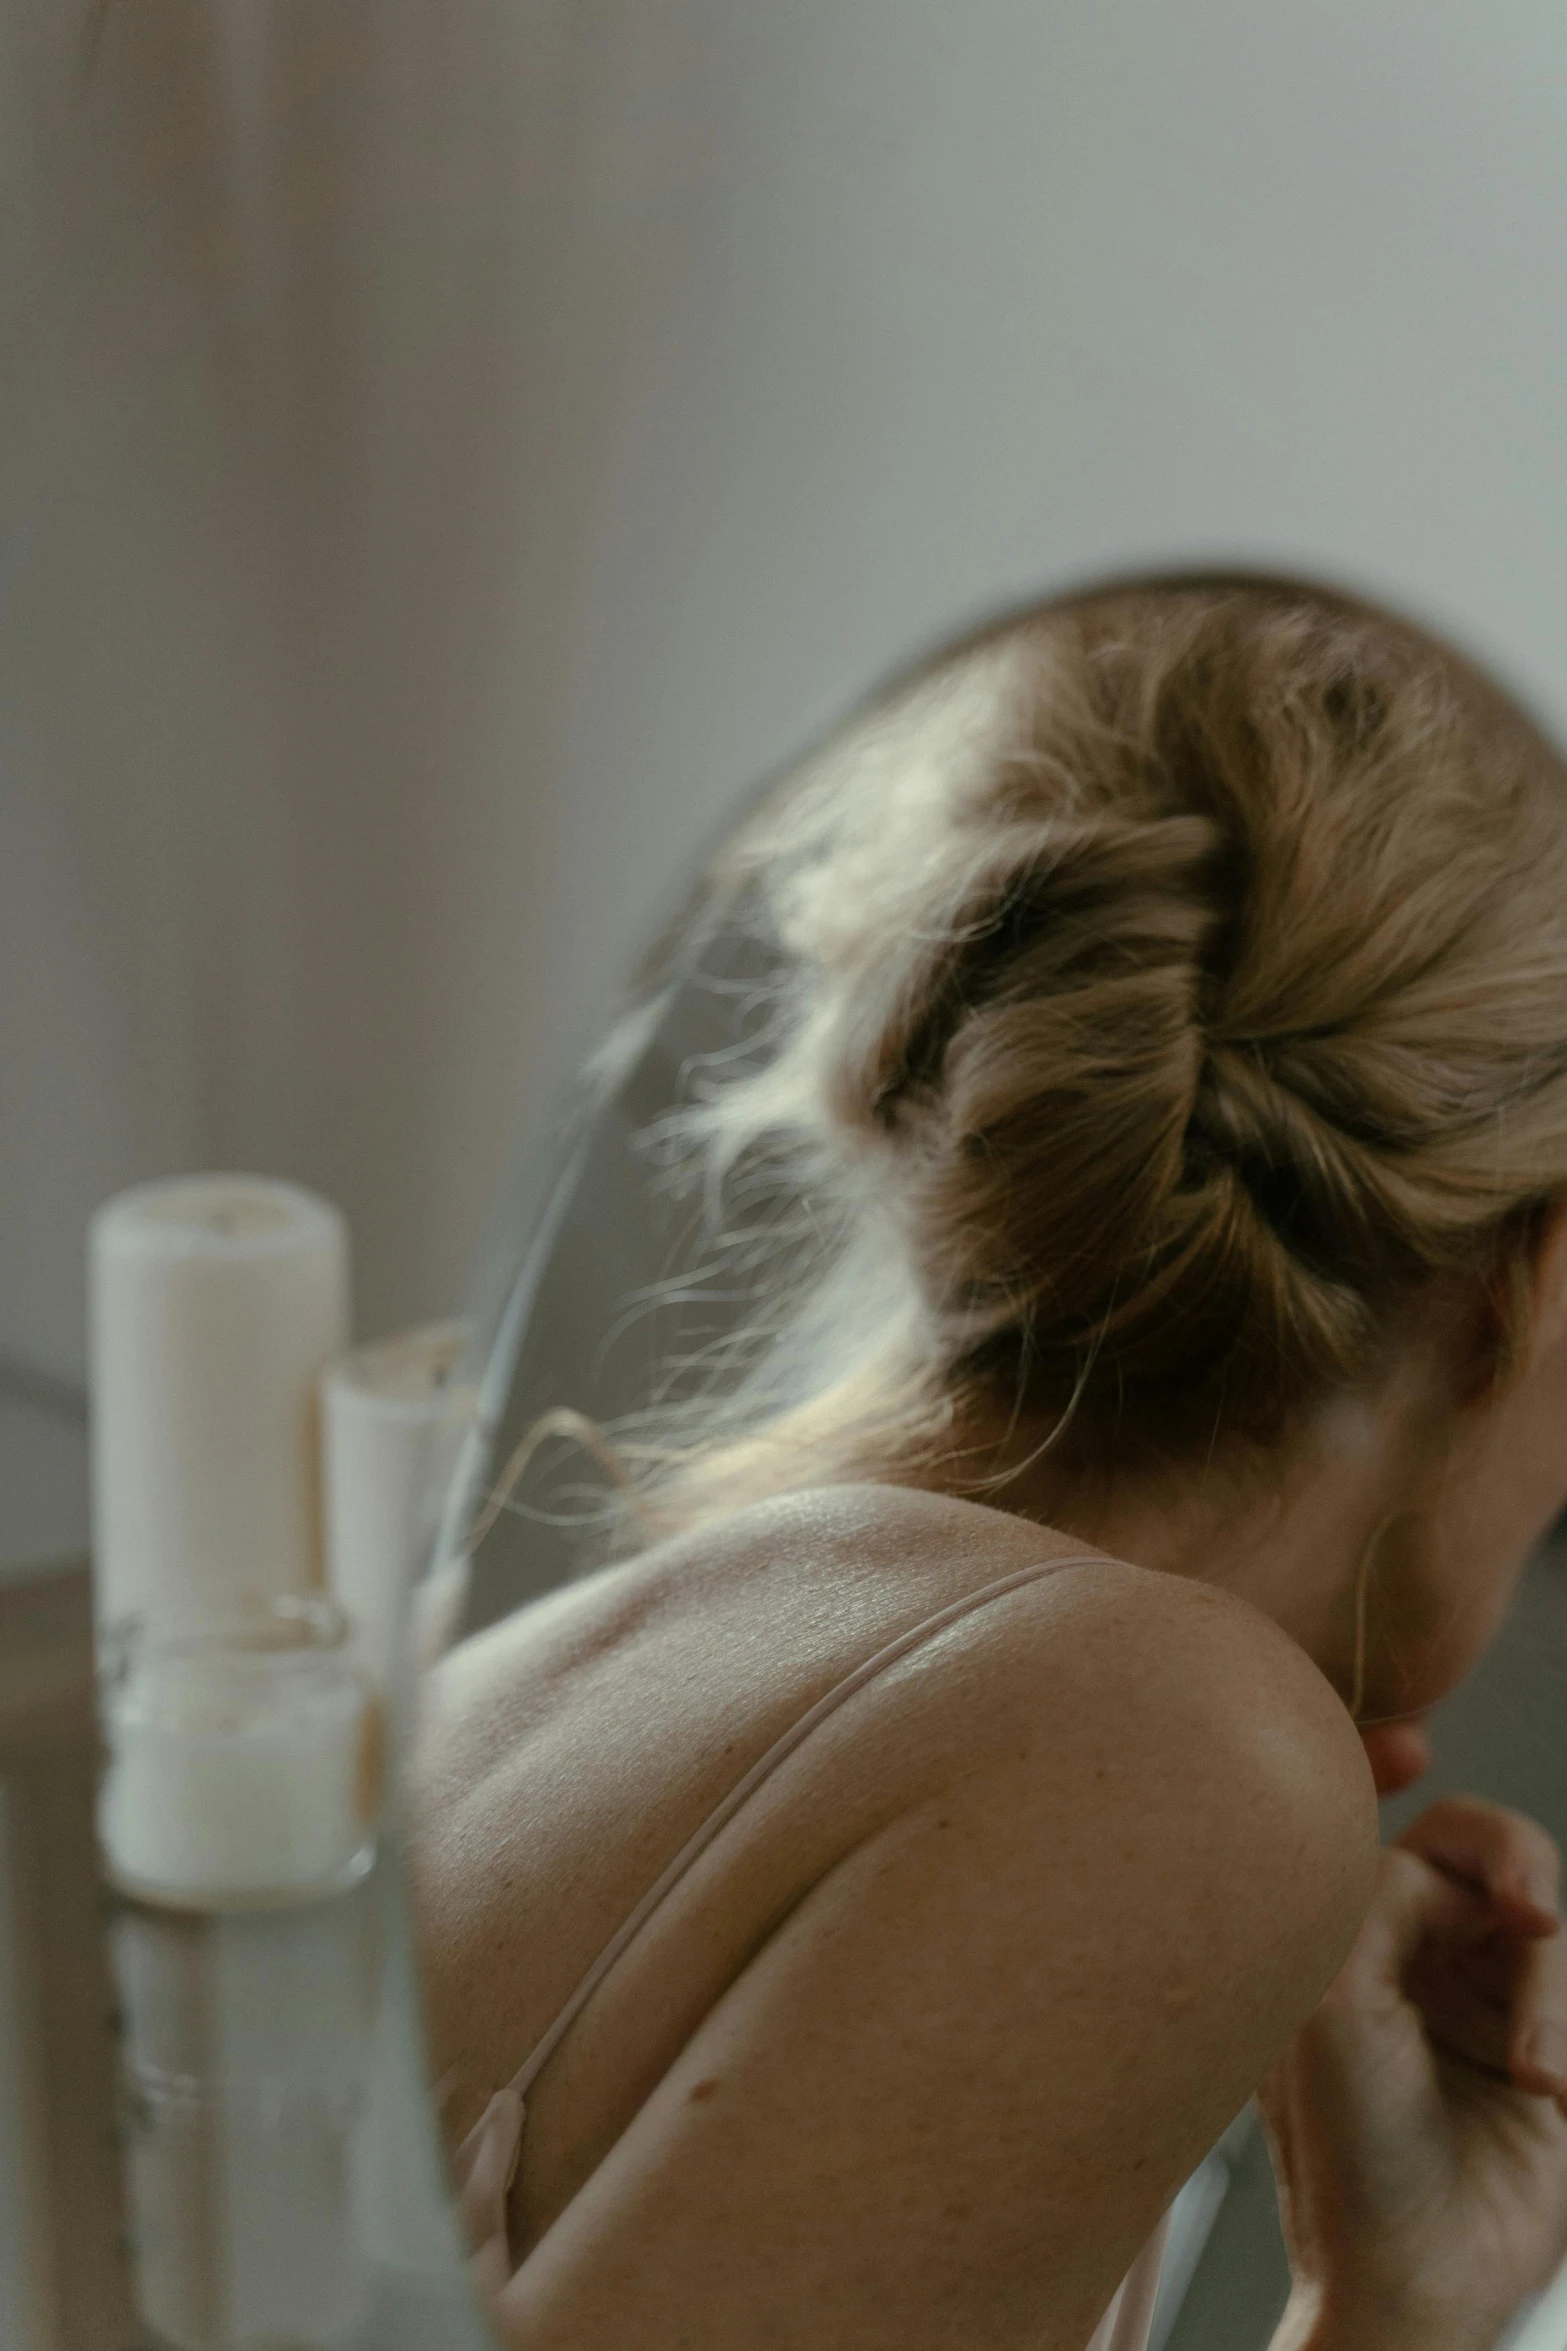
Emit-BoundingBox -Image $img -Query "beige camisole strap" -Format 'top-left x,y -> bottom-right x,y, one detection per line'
453,1552 -> 1171,2349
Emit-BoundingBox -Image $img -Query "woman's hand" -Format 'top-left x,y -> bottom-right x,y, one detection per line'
1260,1796 -> 1567,2351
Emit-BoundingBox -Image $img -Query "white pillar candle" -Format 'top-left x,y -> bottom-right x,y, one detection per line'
90,1175 -> 349,1635
320,1321 -> 478,1692
99,1597 -> 378,1908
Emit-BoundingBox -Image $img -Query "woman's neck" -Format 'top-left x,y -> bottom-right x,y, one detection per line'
957,1376 -> 1443,1704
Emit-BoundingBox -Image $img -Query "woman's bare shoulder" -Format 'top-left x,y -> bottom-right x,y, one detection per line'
1011,1556 -> 1381,1916
725,1482 -> 1373,1761
494,1495 -> 1383,2347
764,1481 -> 1383,1928
420,1476 -> 1378,1965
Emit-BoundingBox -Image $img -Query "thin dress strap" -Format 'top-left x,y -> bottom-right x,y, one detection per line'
507,1549 -> 1111,2106
453,1547 -> 1169,2347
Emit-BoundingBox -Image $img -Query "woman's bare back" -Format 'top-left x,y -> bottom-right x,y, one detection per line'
413,1482 -> 1377,2349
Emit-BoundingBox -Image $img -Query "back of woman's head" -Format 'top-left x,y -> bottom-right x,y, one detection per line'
632,573 -> 1567,1527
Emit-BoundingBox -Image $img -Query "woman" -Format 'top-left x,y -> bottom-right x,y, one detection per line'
416,574 -> 1567,2349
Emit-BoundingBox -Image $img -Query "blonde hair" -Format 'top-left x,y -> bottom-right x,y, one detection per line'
608,572 -> 1567,1536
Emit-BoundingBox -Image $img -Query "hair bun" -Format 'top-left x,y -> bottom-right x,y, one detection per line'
655,574 -> 1567,1505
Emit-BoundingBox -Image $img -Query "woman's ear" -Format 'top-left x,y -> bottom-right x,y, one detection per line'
1451,1202 -> 1567,1407
1501,1198 -> 1567,1382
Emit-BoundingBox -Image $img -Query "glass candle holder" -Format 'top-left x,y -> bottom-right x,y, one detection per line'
99,1595 -> 380,1909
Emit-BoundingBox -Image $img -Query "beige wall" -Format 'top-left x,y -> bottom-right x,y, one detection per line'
8,0 -> 1567,1395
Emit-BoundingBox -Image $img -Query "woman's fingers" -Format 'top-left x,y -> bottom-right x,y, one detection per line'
1363,1803 -> 1567,2099
1395,1795 -> 1562,1935
1343,1846 -> 1484,1990
1507,1926 -> 1567,2097
1403,1929 -> 1567,2086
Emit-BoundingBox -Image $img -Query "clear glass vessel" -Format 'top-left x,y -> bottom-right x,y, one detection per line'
99,1594 -> 379,1912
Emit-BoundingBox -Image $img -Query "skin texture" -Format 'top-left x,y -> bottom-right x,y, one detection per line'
412,1210 -> 1567,2350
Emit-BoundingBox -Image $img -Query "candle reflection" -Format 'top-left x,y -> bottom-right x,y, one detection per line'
112,1884 -> 377,2351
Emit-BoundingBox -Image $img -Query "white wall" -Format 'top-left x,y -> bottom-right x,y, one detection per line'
7,0 -> 1567,1397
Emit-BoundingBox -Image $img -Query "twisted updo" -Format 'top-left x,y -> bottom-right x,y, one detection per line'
630,573 -> 1567,1527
